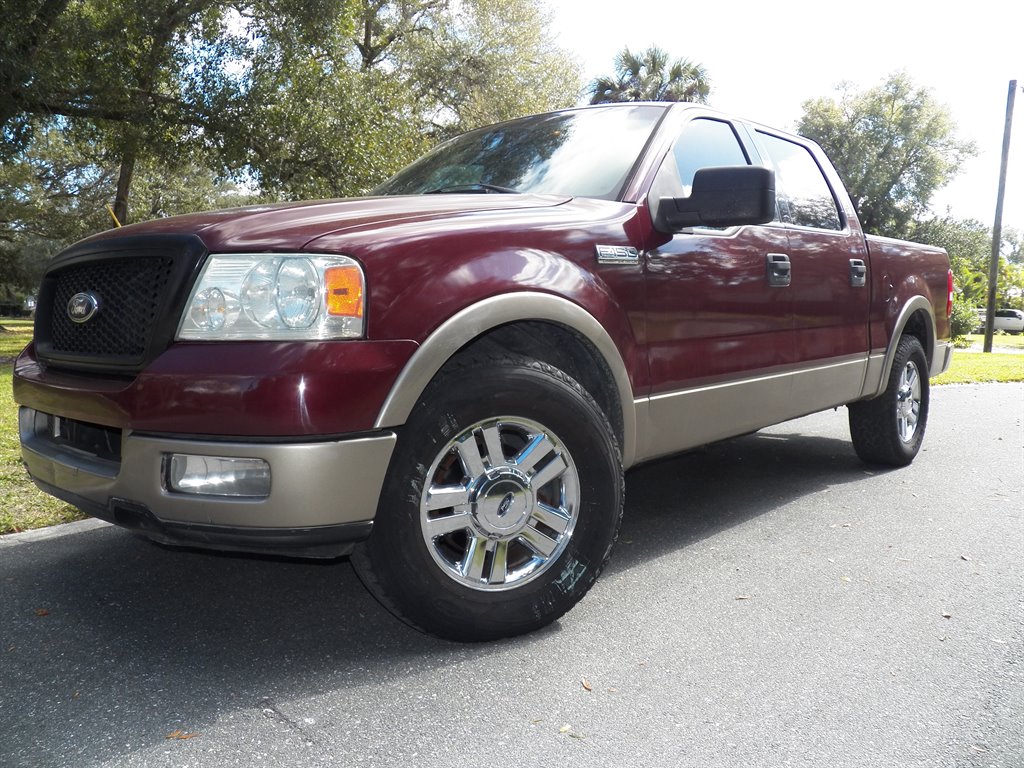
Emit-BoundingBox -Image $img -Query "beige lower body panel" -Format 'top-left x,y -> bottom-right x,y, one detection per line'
20,408 -> 396,529
931,341 -> 953,377
635,356 -> 869,464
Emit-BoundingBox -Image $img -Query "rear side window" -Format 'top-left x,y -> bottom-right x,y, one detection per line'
756,132 -> 842,231
668,118 -> 750,194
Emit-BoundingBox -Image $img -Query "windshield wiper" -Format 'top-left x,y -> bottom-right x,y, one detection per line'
423,183 -> 519,195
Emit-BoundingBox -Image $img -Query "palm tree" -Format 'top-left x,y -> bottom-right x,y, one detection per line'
590,46 -> 710,105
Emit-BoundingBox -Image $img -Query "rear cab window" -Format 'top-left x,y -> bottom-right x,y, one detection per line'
755,131 -> 842,231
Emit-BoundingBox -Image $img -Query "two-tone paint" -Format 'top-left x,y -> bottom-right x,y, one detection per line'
13,103 -> 952,556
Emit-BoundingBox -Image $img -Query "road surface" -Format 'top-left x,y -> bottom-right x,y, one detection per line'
2,383 -> 1021,767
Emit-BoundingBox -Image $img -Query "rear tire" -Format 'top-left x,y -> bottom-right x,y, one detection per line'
353,353 -> 623,642
848,335 -> 929,467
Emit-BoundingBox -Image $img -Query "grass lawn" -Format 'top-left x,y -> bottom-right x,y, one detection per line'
963,332 -> 1024,350
0,318 -> 1021,534
0,319 -> 34,362
0,365 -> 85,534
933,350 -> 1024,385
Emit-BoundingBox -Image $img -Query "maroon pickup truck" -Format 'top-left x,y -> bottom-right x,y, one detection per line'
15,103 -> 953,640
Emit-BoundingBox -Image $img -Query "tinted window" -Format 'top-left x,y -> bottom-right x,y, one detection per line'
757,132 -> 841,230
373,105 -> 666,200
669,119 -> 749,194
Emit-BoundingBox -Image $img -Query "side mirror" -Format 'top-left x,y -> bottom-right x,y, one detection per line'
654,165 -> 776,232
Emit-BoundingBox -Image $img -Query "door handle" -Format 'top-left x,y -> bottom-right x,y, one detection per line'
766,253 -> 791,287
849,258 -> 867,287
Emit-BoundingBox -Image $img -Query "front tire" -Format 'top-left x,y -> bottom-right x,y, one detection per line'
848,335 -> 929,466
353,354 -> 623,641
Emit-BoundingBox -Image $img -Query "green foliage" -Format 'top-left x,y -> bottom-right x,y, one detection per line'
1,0 -> 581,283
399,0 -> 582,137
798,72 -> 976,238
949,294 -> 979,342
912,217 -> 1024,313
998,257 -> 1024,311
913,216 -> 990,305
1003,229 -> 1024,265
224,68 -> 429,199
590,46 -> 710,105
1,126 -> 258,292
0,364 -> 85,534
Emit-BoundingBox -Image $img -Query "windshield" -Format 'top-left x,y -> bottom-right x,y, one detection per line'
373,105 -> 667,200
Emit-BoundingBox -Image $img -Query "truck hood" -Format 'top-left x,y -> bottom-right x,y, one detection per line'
79,194 -> 572,252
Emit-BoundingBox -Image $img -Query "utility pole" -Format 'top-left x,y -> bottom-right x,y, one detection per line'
984,80 -> 1018,353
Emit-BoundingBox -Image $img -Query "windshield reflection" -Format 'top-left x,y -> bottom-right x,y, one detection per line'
373,105 -> 667,201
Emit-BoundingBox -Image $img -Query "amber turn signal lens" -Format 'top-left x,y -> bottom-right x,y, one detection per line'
324,266 -> 364,317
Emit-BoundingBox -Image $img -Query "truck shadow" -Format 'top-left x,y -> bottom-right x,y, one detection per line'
1,429 -> 880,766
609,429 -> 878,573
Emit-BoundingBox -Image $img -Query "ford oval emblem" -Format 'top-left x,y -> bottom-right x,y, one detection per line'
497,491 -> 516,517
67,292 -> 101,324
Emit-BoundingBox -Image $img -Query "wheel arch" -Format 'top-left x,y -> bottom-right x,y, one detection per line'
868,296 -> 937,399
373,293 -> 638,468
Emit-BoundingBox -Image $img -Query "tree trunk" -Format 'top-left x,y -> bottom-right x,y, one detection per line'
112,150 -> 136,226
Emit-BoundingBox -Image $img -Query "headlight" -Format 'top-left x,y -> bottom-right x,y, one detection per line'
177,254 -> 365,340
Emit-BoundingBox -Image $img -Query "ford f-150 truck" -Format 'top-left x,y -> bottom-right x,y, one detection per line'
14,103 -> 953,641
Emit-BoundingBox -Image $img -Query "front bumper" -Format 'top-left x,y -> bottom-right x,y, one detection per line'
20,407 -> 396,558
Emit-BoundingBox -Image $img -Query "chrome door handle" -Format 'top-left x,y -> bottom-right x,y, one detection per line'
849,259 -> 867,287
766,253 -> 791,287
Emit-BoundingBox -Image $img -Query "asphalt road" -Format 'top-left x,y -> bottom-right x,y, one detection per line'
2,383 -> 1021,768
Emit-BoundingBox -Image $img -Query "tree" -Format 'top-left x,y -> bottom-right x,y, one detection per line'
798,72 -> 976,238
589,46 -> 709,105
913,216 -> 990,306
352,0 -> 446,71
0,0 -> 74,149
0,126 -> 255,295
913,217 -> 1024,314
1002,229 -> 1024,266
401,0 -> 582,136
1,0 -> 266,223
222,0 -> 579,198
1,0 -> 582,287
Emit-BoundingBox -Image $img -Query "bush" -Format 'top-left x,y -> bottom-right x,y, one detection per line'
950,296 -> 979,341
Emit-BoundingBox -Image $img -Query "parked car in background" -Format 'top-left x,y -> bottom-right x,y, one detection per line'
993,308 -> 1024,333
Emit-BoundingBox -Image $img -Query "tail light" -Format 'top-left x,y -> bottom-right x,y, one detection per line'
946,269 -> 954,318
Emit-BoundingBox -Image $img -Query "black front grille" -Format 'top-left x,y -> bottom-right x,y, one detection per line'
34,234 -> 208,374
50,257 -> 175,358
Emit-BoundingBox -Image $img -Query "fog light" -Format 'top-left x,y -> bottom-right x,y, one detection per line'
165,454 -> 271,498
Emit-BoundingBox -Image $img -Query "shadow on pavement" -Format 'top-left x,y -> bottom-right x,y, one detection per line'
0,428 -> 874,766
611,429 -> 876,573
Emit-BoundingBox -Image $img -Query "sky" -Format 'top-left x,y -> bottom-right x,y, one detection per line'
549,0 -> 1023,233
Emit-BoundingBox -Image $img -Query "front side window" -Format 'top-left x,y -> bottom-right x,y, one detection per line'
756,132 -> 842,231
662,118 -> 750,196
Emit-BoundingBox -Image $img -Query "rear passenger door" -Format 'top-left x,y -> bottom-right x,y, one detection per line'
750,129 -> 871,404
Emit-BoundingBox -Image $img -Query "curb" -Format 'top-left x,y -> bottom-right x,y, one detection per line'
0,518 -> 111,547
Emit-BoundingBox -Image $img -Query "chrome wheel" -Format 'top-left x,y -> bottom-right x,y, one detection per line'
419,416 -> 580,592
895,359 -> 921,443
354,354 -> 622,640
